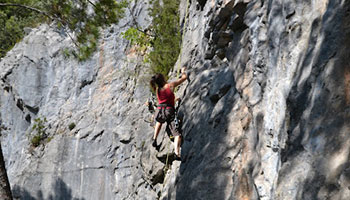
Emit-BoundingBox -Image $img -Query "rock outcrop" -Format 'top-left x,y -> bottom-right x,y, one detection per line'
1,0 -> 350,199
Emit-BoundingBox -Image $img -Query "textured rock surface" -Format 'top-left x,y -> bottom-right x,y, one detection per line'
1,0 -> 350,199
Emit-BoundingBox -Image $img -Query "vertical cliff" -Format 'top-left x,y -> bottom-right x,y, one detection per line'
1,0 -> 350,199
173,0 -> 350,199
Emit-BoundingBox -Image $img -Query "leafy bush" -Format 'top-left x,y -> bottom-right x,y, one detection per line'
30,134 -> 42,147
30,117 -> 47,147
68,122 -> 76,130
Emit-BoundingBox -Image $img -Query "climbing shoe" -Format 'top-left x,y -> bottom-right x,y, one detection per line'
152,139 -> 157,148
174,154 -> 181,161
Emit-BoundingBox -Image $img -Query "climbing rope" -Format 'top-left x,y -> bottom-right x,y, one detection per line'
164,143 -> 171,173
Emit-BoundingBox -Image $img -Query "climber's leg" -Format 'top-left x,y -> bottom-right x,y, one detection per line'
174,135 -> 181,157
153,122 -> 162,147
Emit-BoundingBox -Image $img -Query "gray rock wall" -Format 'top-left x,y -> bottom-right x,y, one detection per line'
1,0 -> 350,199
0,1 -> 161,199
172,0 -> 350,199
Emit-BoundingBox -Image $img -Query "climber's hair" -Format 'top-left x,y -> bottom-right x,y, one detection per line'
150,73 -> 166,91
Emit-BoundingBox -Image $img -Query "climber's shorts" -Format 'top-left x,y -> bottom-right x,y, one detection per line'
154,106 -> 181,137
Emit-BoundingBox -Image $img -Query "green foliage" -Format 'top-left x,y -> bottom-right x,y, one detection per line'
47,136 -> 53,143
123,0 -> 181,76
30,117 -> 47,147
141,140 -> 145,149
121,27 -> 150,52
0,0 -> 43,58
148,0 -> 181,75
68,122 -> 76,131
0,0 -> 128,60
62,48 -> 71,58
30,134 -> 42,147
42,0 -> 128,60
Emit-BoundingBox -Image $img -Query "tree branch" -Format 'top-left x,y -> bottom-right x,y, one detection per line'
127,6 -> 154,37
88,0 -> 110,24
0,3 -> 53,20
50,13 -> 80,48
87,0 -> 97,8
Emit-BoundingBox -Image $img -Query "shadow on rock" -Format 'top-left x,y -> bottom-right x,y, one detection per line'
12,178 -> 86,200
278,0 -> 350,199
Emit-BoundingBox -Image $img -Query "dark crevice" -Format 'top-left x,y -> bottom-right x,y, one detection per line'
229,3 -> 248,32
197,0 -> 207,11
151,168 -> 165,186
79,79 -> 94,90
2,69 -> 13,93
3,68 -> 13,80
4,86 -> 11,92
25,114 -> 31,123
286,10 -> 295,19
209,84 -> 232,104
25,105 -> 39,115
213,117 -> 222,128
91,130 -> 104,141
233,2 -> 248,16
16,99 -> 24,111
218,1 -> 236,20
209,94 -> 221,104
229,16 -> 248,32
23,55 -> 36,64
79,133 -> 89,140
156,152 -> 176,165
120,137 -> 133,144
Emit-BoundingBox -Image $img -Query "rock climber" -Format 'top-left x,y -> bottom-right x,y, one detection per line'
150,67 -> 187,160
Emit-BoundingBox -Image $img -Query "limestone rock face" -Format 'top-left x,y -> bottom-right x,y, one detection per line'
1,0 -> 350,199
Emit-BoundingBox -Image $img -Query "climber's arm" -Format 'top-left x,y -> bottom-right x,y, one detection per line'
170,67 -> 187,88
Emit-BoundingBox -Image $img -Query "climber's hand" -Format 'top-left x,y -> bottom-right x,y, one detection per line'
181,67 -> 187,74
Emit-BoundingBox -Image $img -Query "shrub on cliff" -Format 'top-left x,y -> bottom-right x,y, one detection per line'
30,117 -> 47,147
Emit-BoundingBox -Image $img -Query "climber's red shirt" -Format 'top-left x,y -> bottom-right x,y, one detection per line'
157,86 -> 175,107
